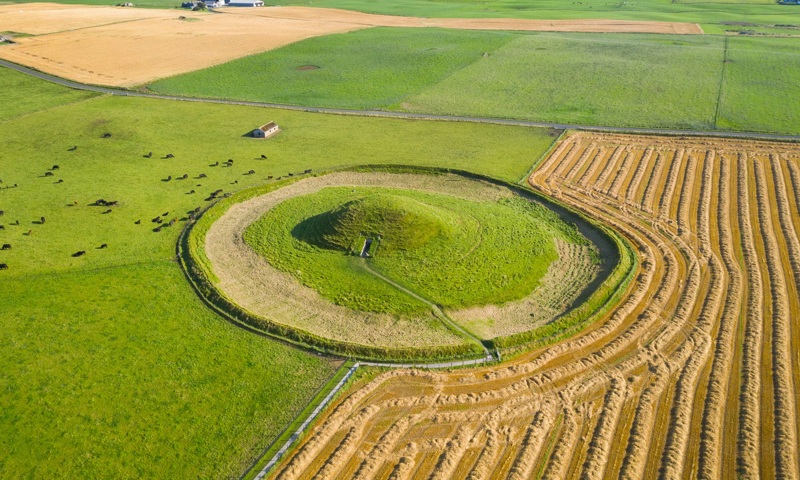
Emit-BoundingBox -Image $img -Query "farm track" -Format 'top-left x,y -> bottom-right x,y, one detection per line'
269,132 -> 800,479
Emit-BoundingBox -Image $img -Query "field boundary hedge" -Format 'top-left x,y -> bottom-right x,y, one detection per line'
178,164 -> 634,361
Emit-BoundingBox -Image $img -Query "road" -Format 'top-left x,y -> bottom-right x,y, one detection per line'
2,58 -> 800,143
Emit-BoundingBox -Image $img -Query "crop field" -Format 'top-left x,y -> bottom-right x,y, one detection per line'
0,66 -> 561,477
151,28 -> 800,135
270,132 -> 800,479
0,4 -> 367,86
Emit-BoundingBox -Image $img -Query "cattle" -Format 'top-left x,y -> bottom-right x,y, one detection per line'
51,165 -> 60,171
164,175 -> 172,182
144,152 -> 152,158
72,251 -> 86,257
102,132 -> 112,138
106,201 -> 118,206
246,170 -> 255,175
0,264 -> 7,270
134,220 -> 141,225
260,154 -> 267,159
197,173 -> 207,179
187,190 -> 195,194
162,212 -> 169,217
288,172 -> 294,177
1,244 -> 10,250
165,154 -> 174,159
0,225 -> 4,230
231,180 -> 238,185
40,216 -> 45,224
98,244 -> 108,249
151,217 -> 162,223
179,174 -> 188,180
227,159 -> 234,164
304,169 -> 312,174
56,179 -> 64,184
68,146 -> 78,151
267,176 -> 274,180
210,161 -> 219,167
102,209 -> 112,214
223,193 -> 231,198
0,210 -> 4,216
44,171 -> 54,177
12,220 -> 19,226
24,230 -> 32,236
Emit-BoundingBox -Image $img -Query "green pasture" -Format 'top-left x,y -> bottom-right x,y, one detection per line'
404,33 -> 725,130
716,36 -> 800,134
0,67 -> 97,122
0,70 -> 556,477
149,28 -> 800,135
247,185 -> 585,314
148,28 -> 514,109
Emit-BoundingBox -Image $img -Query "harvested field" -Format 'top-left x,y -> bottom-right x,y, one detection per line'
231,7 -> 703,35
0,4 -> 700,87
270,132 -> 800,479
0,4 -> 366,86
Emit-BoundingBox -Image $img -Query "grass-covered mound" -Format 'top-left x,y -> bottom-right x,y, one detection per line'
245,183 -> 588,314
297,193 -> 456,253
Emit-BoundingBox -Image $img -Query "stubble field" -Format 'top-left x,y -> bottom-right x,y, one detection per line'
270,131 -> 800,479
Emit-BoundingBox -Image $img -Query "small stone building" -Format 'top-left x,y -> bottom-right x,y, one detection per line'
252,122 -> 279,138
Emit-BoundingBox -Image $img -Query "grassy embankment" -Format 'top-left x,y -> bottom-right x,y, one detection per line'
149,29 -> 800,135
0,66 -> 556,477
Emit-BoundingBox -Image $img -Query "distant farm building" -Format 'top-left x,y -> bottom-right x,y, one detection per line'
253,122 -> 280,138
229,0 -> 263,6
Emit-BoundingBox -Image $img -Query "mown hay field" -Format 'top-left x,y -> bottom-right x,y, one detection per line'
270,132 -> 800,480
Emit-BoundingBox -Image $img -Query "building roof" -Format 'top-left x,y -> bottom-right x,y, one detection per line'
258,122 -> 278,131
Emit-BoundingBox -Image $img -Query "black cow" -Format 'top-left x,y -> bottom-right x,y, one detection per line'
68,146 -> 77,151
1,244 -> 10,250
144,152 -> 152,158
0,225 -> 5,230
135,220 -> 141,225
304,169 -> 312,174
56,179 -> 64,184
0,210 -> 4,216
44,171 -> 54,177
98,244 -> 108,249
102,209 -> 112,214
102,132 -> 112,138
165,154 -> 174,159
0,263 -> 7,270
246,170 -> 255,175
40,216 -> 45,224
267,176 -> 274,180
179,174 -> 188,180
260,154 -> 267,159
72,251 -> 86,257
187,190 -> 195,194
210,161 -> 219,167
197,173 -> 207,179
51,165 -> 59,171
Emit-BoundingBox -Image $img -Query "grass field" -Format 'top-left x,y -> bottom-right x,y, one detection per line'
0,69 -> 557,476
149,28 -> 513,109
149,28 -> 800,135
403,33 -> 725,130
0,67 -> 96,122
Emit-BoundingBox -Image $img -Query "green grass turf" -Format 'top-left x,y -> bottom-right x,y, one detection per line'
0,72 -> 556,476
148,27 -> 800,134
246,186 -> 584,312
0,263 -> 338,479
715,36 -> 800,134
402,32 -> 725,130
148,28 -> 514,109
0,67 -> 97,122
